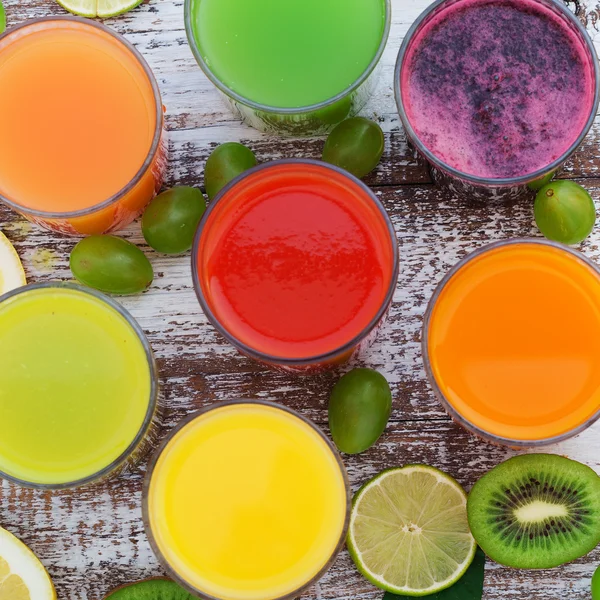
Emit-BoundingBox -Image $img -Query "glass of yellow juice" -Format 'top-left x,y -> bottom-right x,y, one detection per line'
143,401 -> 350,600
0,282 -> 158,489
423,239 -> 600,447
0,17 -> 166,236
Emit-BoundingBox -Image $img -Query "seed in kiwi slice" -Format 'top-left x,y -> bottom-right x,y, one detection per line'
103,578 -> 196,599
467,454 -> 600,569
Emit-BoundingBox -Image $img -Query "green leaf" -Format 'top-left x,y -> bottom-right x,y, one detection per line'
0,1 -> 6,35
383,547 -> 486,600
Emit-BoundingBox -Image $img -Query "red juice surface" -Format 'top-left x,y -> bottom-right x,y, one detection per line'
401,0 -> 595,179
197,163 -> 395,359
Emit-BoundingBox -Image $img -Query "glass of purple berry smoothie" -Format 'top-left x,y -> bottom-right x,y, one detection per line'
395,0 -> 599,201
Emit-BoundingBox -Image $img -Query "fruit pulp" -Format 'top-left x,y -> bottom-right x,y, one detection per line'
0,19 -> 157,214
0,287 -> 152,485
196,162 -> 395,359
427,242 -> 600,441
401,0 -> 596,179
147,403 -> 348,600
188,0 -> 386,108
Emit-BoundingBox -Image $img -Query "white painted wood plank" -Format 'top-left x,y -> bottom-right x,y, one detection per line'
0,0 -> 599,598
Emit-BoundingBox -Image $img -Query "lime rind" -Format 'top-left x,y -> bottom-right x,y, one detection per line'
55,0 -> 144,18
348,465 -> 477,597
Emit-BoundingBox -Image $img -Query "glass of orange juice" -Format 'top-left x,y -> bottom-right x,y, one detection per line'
423,239 -> 600,447
143,401 -> 350,600
0,17 -> 166,236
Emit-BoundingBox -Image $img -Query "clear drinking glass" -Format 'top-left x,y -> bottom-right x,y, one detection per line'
0,282 -> 159,489
422,239 -> 600,448
395,0 -> 600,201
184,0 -> 391,136
143,400 -> 351,600
0,17 -> 167,236
191,159 -> 399,373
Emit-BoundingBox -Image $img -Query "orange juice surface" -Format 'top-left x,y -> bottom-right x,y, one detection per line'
0,20 -> 157,213
147,403 -> 348,600
427,242 -> 600,442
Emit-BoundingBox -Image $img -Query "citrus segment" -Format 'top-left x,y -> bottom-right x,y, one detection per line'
55,0 -> 144,18
0,231 -> 26,295
348,465 -> 476,596
0,527 -> 55,600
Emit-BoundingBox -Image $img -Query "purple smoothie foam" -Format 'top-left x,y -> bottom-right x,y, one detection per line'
401,0 -> 595,179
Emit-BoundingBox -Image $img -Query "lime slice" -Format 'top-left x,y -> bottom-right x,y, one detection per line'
0,526 -> 56,600
348,465 -> 477,597
0,1 -> 6,35
0,230 -> 26,295
55,0 -> 144,18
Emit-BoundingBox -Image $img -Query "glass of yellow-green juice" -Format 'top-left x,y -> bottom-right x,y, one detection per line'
0,282 -> 158,489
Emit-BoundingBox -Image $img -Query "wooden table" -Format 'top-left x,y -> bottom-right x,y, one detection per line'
1,0 -> 599,598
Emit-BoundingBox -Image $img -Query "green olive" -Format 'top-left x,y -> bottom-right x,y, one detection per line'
0,2 -> 6,34
322,117 -> 384,179
534,180 -> 596,245
70,235 -> 153,295
142,186 -> 206,254
328,368 -> 392,454
204,142 -> 257,200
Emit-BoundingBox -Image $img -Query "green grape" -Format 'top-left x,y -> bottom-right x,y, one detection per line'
328,368 -> 392,454
70,235 -> 153,295
322,117 -> 384,179
142,186 -> 206,254
204,143 -> 257,200
534,180 -> 596,245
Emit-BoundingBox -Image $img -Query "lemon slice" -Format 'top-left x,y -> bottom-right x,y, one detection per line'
0,527 -> 56,600
55,0 -> 144,18
0,231 -> 26,295
348,465 -> 477,596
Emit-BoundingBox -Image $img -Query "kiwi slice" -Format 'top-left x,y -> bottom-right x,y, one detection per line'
103,578 -> 196,599
468,454 -> 600,569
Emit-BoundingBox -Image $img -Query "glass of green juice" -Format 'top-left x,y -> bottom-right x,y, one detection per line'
0,282 -> 158,489
184,0 -> 391,135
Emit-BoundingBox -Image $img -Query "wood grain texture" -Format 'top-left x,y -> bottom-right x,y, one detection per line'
1,0 -> 600,599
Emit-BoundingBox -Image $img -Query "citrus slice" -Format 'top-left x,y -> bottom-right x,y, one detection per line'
55,0 -> 144,18
0,527 -> 56,600
0,231 -> 26,295
348,465 -> 477,597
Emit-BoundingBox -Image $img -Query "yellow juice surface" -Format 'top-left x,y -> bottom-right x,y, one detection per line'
147,403 -> 348,600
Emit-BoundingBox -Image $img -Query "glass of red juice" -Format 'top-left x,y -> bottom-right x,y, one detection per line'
395,0 -> 599,201
192,160 -> 398,373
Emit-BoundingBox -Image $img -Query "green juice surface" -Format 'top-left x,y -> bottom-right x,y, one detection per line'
189,0 -> 387,108
0,287 -> 151,485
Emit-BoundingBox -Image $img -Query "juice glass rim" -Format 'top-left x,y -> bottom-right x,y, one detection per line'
191,158 -> 400,367
142,399 -> 351,600
394,0 -> 600,187
0,281 -> 159,490
183,0 -> 391,115
422,237 -> 600,447
0,16 -> 164,220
